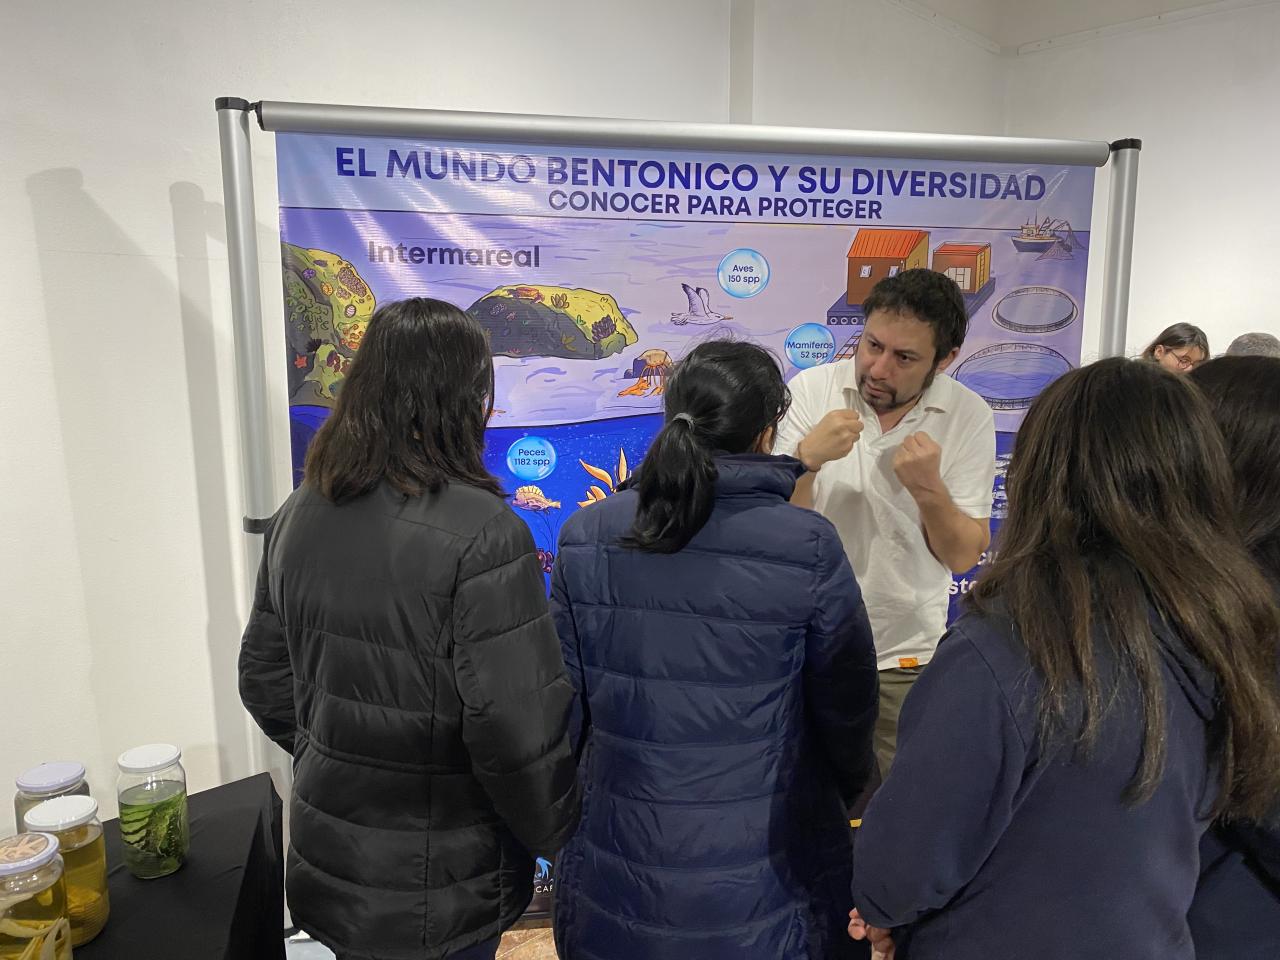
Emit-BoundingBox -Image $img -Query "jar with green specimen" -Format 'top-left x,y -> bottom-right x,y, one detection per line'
116,744 -> 189,880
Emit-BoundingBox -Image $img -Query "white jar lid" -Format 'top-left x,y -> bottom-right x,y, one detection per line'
0,833 -> 61,878
117,743 -> 182,775
24,795 -> 99,833
15,761 -> 86,796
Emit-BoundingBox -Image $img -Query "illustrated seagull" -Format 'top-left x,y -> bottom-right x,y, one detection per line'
671,282 -> 732,325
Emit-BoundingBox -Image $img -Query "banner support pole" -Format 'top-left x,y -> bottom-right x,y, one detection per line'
215,96 -> 292,792
1100,138 -> 1142,358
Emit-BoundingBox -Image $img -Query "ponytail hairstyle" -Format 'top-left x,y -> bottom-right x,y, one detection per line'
624,340 -> 790,554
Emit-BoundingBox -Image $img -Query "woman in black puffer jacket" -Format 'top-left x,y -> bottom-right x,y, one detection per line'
239,298 -> 581,960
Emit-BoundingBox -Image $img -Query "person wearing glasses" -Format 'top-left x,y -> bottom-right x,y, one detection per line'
1141,323 -> 1210,372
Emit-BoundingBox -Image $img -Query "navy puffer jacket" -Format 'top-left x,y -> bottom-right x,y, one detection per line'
549,455 -> 879,960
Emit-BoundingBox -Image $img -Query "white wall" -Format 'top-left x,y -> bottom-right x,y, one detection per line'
1005,3 -> 1280,358
0,0 -> 731,835
752,0 -> 1007,134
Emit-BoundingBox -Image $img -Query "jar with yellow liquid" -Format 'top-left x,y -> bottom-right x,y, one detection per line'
0,832 -> 71,960
12,764 -> 88,835
24,796 -> 109,946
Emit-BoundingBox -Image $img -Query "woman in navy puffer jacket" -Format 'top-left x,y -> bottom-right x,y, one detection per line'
550,340 -> 879,960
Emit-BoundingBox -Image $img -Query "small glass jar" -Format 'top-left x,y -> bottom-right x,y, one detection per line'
0,832 -> 72,960
24,795 -> 110,946
116,744 -> 189,879
13,762 -> 89,831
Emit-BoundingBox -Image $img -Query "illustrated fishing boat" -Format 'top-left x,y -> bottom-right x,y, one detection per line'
1011,216 -> 1087,260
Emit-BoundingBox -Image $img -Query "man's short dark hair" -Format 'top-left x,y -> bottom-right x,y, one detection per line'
862,269 -> 969,361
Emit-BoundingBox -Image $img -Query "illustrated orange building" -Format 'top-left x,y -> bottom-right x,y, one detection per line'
932,242 -> 992,294
846,229 -> 930,305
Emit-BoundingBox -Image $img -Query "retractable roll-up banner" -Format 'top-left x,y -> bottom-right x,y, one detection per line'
275,134 -> 1095,616
223,101 -> 1121,919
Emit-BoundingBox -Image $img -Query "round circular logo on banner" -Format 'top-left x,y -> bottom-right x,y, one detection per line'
785,323 -> 836,368
506,436 -> 557,481
717,248 -> 770,299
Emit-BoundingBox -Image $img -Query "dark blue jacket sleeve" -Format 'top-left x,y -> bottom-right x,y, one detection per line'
851,624 -> 1028,928
804,526 -> 879,806
1223,817 -> 1280,885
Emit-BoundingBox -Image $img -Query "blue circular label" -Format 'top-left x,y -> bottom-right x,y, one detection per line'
717,248 -> 770,299
785,323 -> 836,368
506,436 -> 557,481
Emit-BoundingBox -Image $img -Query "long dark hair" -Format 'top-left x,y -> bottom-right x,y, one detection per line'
304,298 -> 501,502
1191,356 -> 1280,585
1141,322 -> 1209,360
971,358 -> 1280,816
625,340 -> 790,554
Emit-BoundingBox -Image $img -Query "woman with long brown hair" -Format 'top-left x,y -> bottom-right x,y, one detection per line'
848,357 -> 1280,960
1188,355 -> 1280,960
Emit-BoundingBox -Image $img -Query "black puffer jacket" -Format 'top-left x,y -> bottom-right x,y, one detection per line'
239,480 -> 581,960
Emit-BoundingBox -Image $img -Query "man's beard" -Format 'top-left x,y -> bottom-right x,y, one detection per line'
858,367 -> 936,413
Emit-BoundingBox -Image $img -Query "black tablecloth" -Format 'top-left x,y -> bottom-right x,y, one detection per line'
77,773 -> 285,960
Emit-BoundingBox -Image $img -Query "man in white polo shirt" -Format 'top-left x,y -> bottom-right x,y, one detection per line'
775,268 -> 995,776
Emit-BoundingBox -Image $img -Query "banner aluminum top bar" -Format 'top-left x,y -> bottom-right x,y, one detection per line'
256,100 -> 1112,168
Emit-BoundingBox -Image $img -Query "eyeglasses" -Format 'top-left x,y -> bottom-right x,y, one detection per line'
1163,349 -> 1201,370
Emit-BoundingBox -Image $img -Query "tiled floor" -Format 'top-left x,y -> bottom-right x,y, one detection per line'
285,925 -> 558,959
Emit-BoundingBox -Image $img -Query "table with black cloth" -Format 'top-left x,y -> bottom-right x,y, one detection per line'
77,772 -> 286,960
